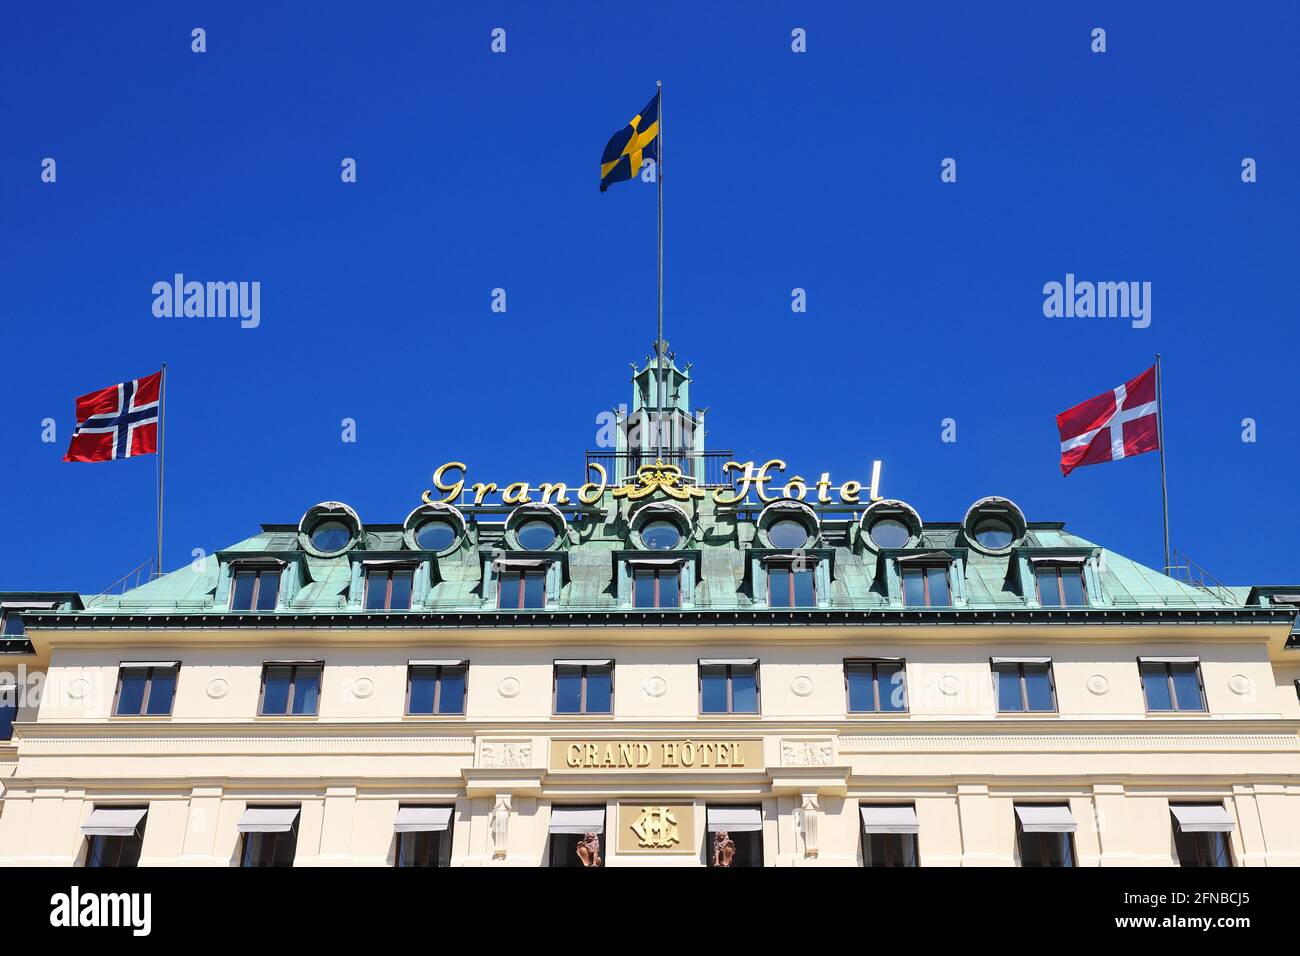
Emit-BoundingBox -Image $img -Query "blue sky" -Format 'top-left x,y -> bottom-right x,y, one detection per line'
2,2 -> 1297,593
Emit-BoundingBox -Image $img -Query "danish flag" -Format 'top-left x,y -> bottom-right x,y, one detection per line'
63,371 -> 162,462
1056,365 -> 1160,476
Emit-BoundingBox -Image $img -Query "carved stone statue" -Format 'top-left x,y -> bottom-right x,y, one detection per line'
576,831 -> 602,867
490,793 -> 510,860
712,829 -> 736,868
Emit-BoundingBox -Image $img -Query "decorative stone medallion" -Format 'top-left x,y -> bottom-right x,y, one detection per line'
351,677 -> 375,699
642,676 -> 668,698
206,678 -> 230,700
67,678 -> 89,701
1228,674 -> 1253,696
938,675 -> 961,697
497,677 -> 521,698
791,675 -> 815,697
1086,674 -> 1110,696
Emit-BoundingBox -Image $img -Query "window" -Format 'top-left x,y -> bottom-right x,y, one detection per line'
1035,564 -> 1087,606
516,519 -> 558,550
634,567 -> 680,608
310,520 -> 352,554
845,660 -> 907,713
548,806 -> 606,867
498,569 -> 547,609
239,807 -> 300,867
1,611 -> 24,636
700,660 -> 759,714
640,520 -> 681,550
406,663 -> 467,715
415,519 -> 457,552
972,517 -> 1014,549
554,661 -> 613,715
0,685 -> 16,741
1140,659 -> 1206,713
768,519 -> 809,549
706,806 -> 763,867
365,567 -> 414,610
1170,805 -> 1233,867
1015,805 -> 1076,867
259,663 -> 323,716
83,808 -> 147,868
994,659 -> 1056,713
230,567 -> 280,611
395,807 -> 454,867
868,518 -> 911,549
113,664 -> 178,717
768,564 -> 815,608
860,806 -> 919,867
902,565 -> 951,607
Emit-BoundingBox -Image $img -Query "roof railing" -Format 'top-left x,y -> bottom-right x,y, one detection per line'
87,557 -> 156,606
1165,548 -> 1235,606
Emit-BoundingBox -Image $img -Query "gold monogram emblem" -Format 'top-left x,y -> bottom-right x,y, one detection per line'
612,460 -> 705,501
631,806 -> 680,848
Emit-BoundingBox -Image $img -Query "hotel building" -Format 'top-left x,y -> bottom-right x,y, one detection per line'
2,358 -> 1299,867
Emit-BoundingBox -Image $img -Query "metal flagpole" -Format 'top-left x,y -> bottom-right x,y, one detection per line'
156,362 -> 167,578
656,79 -> 665,464
1155,354 -> 1171,574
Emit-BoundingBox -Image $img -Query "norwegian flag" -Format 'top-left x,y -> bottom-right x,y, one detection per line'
63,371 -> 162,462
1057,366 -> 1160,476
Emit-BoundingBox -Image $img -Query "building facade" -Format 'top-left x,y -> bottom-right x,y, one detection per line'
2,359 -> 1299,867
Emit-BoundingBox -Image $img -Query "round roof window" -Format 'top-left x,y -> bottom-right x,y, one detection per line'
516,519 -> 558,550
972,517 -> 1014,550
310,520 -> 352,554
415,519 -> 457,552
769,518 -> 810,550
640,520 -> 682,550
869,518 -> 911,549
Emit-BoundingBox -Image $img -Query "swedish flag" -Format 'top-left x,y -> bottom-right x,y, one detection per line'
600,91 -> 660,192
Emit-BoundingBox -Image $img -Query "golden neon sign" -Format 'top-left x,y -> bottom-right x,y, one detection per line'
422,459 -> 882,507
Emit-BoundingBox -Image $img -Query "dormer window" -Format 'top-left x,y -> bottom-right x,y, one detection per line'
499,568 -> 547,609
972,518 -> 1014,550
640,520 -> 681,550
768,519 -> 809,550
769,561 -> 816,608
868,519 -> 911,549
311,521 -> 351,553
634,566 -> 680,608
298,501 -> 363,557
230,567 -> 280,612
1,611 -> 24,636
902,564 -> 951,607
365,567 -> 414,610
415,519 -> 457,551
1035,564 -> 1087,607
516,519 -> 557,550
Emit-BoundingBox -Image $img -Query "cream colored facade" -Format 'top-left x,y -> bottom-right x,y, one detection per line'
3,620 -> 1299,866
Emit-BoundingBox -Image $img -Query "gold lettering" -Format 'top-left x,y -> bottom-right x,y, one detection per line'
471,482 -> 498,505
712,461 -> 756,504
584,743 -> 599,767
815,472 -> 833,504
501,481 -> 532,505
638,743 -> 652,767
618,742 -> 635,767
681,741 -> 696,766
754,459 -> 786,502
697,741 -> 714,766
577,462 -> 608,505
538,482 -> 571,505
782,476 -> 807,501
423,461 -> 466,504
839,479 -> 862,504
731,741 -> 746,767
662,742 -> 678,767
566,743 -> 582,768
601,743 -> 617,767
715,742 -> 729,766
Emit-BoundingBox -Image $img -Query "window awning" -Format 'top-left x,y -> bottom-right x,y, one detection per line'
991,657 -> 1051,665
1015,805 -> 1076,833
1027,554 -> 1089,565
237,807 -> 300,833
119,661 -> 179,669
394,807 -> 453,833
1170,804 -> 1234,833
554,659 -> 612,667
759,553 -> 821,565
0,601 -> 59,610
361,558 -> 418,568
895,552 -> 952,564
549,807 -> 605,834
492,557 -> 550,570
707,807 -> 762,832
409,660 -> 466,667
627,557 -> 686,568
81,807 -> 147,837
1139,656 -> 1199,664
859,805 -> 919,834
699,658 -> 758,667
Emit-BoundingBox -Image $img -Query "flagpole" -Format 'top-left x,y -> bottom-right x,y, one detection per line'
156,362 -> 167,578
656,79 -> 665,464
1155,353 -> 1170,574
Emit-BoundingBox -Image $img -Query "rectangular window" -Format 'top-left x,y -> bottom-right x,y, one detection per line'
1170,805 -> 1233,867
1035,565 -> 1087,607
406,663 -> 467,715
0,685 -> 16,741
548,806 -> 606,867
862,832 -> 918,867
84,808 -> 147,868
113,664 -> 179,717
230,568 -> 281,611
239,807 -> 300,867
395,807 -> 454,867
1140,659 -> 1206,712
633,568 -> 680,608
259,663 -> 323,716
365,568 -> 414,610
706,806 -> 763,867
902,565 -> 951,607
554,661 -> 613,715
994,660 -> 1056,713
1,611 -> 25,636
768,565 -> 815,608
1015,805 -> 1076,867
699,661 -> 759,714
845,660 -> 907,713
498,569 -> 547,609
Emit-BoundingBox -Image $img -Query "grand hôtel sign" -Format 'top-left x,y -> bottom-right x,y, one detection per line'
423,459 -> 883,506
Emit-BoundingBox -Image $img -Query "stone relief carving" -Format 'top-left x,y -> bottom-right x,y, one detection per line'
796,792 -> 820,859
782,740 -> 833,767
480,740 -> 532,768
490,793 -> 511,860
